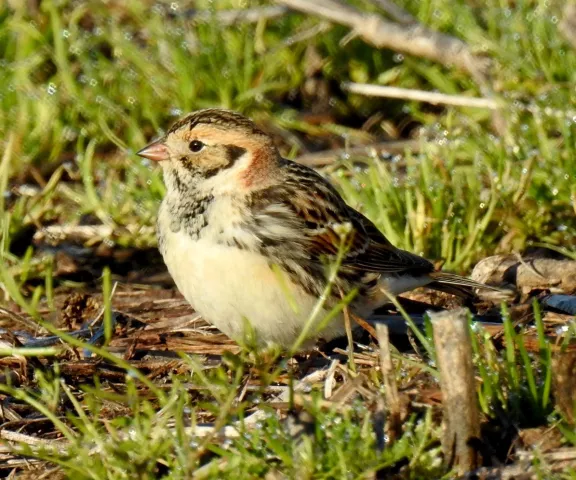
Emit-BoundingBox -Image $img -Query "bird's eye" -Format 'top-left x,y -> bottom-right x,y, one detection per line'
189,140 -> 204,152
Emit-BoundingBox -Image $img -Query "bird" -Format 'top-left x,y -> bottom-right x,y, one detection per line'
137,108 -> 501,350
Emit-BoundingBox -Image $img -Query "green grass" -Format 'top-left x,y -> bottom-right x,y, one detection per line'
1,0 -> 576,477
1,0 -> 574,277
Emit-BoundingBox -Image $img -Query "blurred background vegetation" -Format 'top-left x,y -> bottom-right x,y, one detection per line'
0,0 -> 575,295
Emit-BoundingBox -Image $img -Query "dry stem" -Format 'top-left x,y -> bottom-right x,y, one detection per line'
343,83 -> 500,109
430,308 -> 481,474
276,0 -> 489,82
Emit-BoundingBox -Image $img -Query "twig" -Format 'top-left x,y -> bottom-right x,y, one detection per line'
187,6 -> 288,25
324,358 -> 339,399
0,307 -> 44,333
375,323 -> 402,443
277,0 -> 507,133
280,21 -> 332,48
330,371 -> 371,403
559,4 -> 576,51
34,224 -> 114,243
0,430 -> 69,454
552,351 -> 576,424
367,313 -> 506,337
518,448 -> 576,462
296,139 -> 419,167
343,83 -> 500,109
276,0 -> 489,82
430,308 -> 481,474
352,313 -> 378,340
339,287 -> 356,373
371,0 -> 416,25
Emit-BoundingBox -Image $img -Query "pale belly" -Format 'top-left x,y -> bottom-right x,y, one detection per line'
160,228 -> 347,348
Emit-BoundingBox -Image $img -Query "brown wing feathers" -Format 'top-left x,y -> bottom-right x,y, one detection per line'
275,159 -> 502,296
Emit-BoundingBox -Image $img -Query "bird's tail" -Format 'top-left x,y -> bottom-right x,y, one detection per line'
427,271 -> 510,298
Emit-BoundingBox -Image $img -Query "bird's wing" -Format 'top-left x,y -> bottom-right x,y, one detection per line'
252,160 -> 434,276
346,208 -> 434,274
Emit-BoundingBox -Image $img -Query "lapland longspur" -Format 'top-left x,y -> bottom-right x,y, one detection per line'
137,109 -> 500,349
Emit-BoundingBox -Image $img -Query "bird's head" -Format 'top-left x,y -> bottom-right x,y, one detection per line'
137,109 -> 278,194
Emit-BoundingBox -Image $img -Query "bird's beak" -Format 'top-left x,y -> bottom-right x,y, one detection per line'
136,141 -> 170,162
